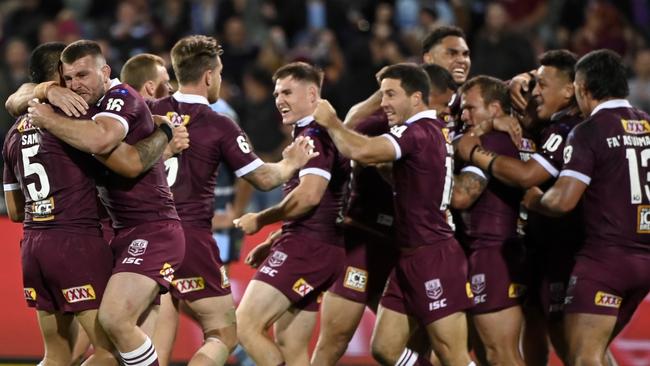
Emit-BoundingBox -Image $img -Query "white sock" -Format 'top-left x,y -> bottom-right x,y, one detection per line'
396,348 -> 419,366
119,336 -> 158,366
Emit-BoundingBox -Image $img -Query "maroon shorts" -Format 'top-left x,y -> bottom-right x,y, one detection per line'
537,247 -> 576,320
329,227 -> 398,305
170,224 -> 231,301
22,229 -> 113,313
380,238 -> 473,326
564,245 -> 650,329
253,233 -> 345,311
467,239 -> 528,314
111,220 -> 185,291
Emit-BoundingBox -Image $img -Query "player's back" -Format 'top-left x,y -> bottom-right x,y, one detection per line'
148,92 -> 260,229
564,102 -> 650,250
94,81 -> 178,228
2,114 -> 101,234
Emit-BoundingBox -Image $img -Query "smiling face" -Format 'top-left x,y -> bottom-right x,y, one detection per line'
380,78 -> 418,126
273,76 -> 318,125
423,36 -> 471,85
62,54 -> 110,104
531,65 -> 574,120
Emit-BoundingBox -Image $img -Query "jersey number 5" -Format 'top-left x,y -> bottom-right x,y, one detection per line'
22,145 -> 51,200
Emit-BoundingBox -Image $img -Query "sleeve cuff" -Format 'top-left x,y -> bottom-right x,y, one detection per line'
234,158 -> 264,177
532,153 -> 559,177
299,167 -> 331,181
3,183 -> 20,191
559,169 -> 591,185
461,165 -> 487,180
381,134 -> 401,160
93,112 -> 129,139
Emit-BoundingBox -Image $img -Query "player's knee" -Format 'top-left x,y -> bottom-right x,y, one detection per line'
97,307 -> 128,339
205,327 -> 238,353
370,340 -> 400,365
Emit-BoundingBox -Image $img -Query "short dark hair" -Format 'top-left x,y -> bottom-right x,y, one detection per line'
422,25 -> 466,55
171,35 -> 222,84
61,39 -> 103,65
378,63 -> 430,105
422,63 -> 457,94
460,75 -> 511,113
121,53 -> 166,91
575,49 -> 629,100
272,62 -> 323,89
29,42 -> 66,83
539,49 -> 578,82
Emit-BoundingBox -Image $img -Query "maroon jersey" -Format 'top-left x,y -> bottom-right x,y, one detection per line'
93,80 -> 178,228
148,92 -> 262,228
2,115 -> 101,234
281,117 -> 350,246
458,131 -> 522,248
561,100 -> 650,251
345,110 -> 394,236
383,110 -> 455,248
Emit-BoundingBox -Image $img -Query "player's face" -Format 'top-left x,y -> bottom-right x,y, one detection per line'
62,55 -> 110,104
153,64 -> 172,99
573,71 -> 590,117
380,78 -> 415,126
423,36 -> 471,85
429,87 -> 455,116
207,57 -> 223,104
274,76 -> 318,125
460,86 -> 492,127
532,65 -> 574,120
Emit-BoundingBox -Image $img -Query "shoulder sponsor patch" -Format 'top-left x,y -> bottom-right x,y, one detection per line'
343,266 -> 368,292
292,278 -> 314,297
62,285 -> 96,303
173,277 -> 205,294
595,291 -> 622,308
621,119 -> 650,135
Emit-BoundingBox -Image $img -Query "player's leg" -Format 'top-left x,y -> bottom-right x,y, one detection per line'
311,292 -> 366,365
425,312 -> 474,366
70,318 -> 90,366
182,294 -> 237,366
74,309 -> 119,366
274,307 -> 318,366
370,306 -> 425,365
37,311 -> 75,366
151,294 -> 178,366
521,304 -> 550,366
472,306 -> 524,365
236,280 -> 293,366
565,313 -> 616,366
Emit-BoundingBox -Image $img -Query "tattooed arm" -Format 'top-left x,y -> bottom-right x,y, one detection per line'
95,128 -> 170,178
451,170 -> 488,210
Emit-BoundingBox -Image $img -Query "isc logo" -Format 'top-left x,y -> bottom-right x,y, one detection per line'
474,294 -> 487,304
429,299 -> 448,311
260,265 -> 278,277
122,257 -> 143,265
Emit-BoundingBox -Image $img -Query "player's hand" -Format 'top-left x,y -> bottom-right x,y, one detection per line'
211,204 -> 235,230
245,241 -> 273,268
233,213 -> 261,234
169,125 -> 190,154
27,99 -> 56,128
509,72 -> 533,112
46,85 -> 89,117
153,114 -> 173,128
313,99 -> 340,129
492,115 -> 522,147
456,132 -> 481,162
282,136 -> 319,169
522,186 -> 544,211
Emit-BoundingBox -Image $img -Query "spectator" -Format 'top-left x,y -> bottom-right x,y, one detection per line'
629,49 -> 650,111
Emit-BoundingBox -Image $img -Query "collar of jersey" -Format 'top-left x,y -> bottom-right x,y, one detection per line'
404,109 -> 437,125
173,91 -> 209,105
591,99 -> 632,116
96,78 -> 123,106
295,115 -> 314,127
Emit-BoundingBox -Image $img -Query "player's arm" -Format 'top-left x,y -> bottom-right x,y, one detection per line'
27,100 -> 124,155
523,176 -> 587,217
242,136 -> 319,191
4,189 -> 25,222
451,170 -> 488,210
234,174 -> 328,234
6,82 -> 88,117
314,100 -> 395,164
343,90 -> 381,129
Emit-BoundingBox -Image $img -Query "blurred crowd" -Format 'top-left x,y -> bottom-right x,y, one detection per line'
0,0 -> 649,214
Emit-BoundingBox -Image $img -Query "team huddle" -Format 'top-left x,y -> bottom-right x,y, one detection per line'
2,25 -> 649,366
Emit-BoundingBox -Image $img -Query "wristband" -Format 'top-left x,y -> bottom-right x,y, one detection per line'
487,156 -> 498,176
469,144 -> 480,164
159,123 -> 173,142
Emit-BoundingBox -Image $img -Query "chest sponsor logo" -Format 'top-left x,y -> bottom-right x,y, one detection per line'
268,251 -> 288,268
595,291 -> 622,308
621,119 -> 650,135
637,206 -> 650,233
508,283 -> 526,298
220,266 -> 230,288
173,277 -> 205,293
31,197 -> 54,221
292,278 -> 314,297
24,287 -> 36,301
128,239 -> 148,256
425,279 -> 443,300
471,274 -> 486,294
343,266 -> 368,292
166,111 -> 190,127
160,262 -> 175,283
17,116 -> 38,133
62,285 -> 96,303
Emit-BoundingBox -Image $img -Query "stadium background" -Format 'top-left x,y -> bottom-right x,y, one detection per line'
0,0 -> 649,364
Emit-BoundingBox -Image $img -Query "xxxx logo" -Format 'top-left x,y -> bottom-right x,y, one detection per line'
62,285 -> 96,303
173,277 -> 205,293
